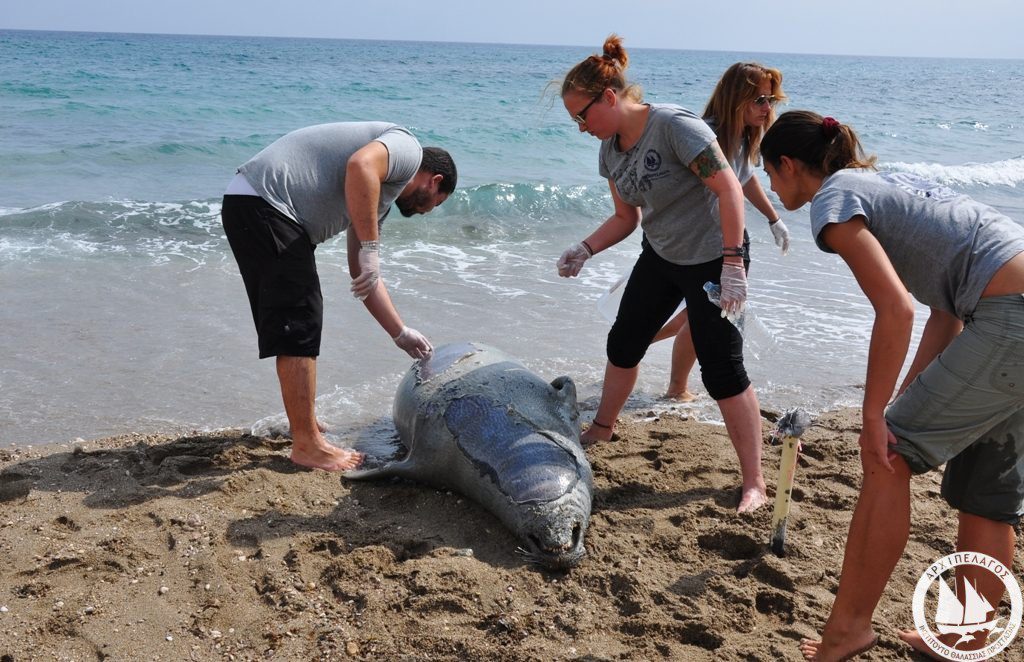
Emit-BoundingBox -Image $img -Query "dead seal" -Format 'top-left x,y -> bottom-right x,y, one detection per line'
345,341 -> 592,569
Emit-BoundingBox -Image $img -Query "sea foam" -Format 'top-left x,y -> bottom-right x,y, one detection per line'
884,157 -> 1024,188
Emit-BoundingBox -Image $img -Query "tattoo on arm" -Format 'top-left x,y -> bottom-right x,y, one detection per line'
692,144 -> 728,180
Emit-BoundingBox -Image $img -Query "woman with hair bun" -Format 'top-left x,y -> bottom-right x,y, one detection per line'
555,35 -> 768,513
761,110 -> 1024,661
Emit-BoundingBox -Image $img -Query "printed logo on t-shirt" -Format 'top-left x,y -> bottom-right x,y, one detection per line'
644,149 -> 662,171
611,152 -> 671,201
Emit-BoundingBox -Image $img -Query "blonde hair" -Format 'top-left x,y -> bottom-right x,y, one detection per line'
561,34 -> 642,102
703,62 -> 787,166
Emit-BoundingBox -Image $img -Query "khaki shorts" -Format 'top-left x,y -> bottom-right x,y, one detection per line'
887,294 -> 1024,525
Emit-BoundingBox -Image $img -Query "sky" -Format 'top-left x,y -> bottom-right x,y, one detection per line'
3,1 -> 1023,60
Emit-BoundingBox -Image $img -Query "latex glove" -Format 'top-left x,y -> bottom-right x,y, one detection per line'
719,262 -> 748,316
350,242 -> 380,300
770,219 -> 790,256
393,326 -> 433,360
556,242 -> 593,278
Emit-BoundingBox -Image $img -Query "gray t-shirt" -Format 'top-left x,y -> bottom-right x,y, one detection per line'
704,117 -> 755,185
599,104 -> 720,265
810,169 -> 1024,319
238,122 -> 422,244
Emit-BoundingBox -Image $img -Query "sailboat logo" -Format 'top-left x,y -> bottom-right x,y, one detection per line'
933,577 -> 1003,647
912,552 -> 1022,661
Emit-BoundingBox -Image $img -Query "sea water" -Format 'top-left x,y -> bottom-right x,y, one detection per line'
2,30 -> 1023,445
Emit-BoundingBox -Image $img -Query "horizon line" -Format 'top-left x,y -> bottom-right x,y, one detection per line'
2,27 -> 1022,62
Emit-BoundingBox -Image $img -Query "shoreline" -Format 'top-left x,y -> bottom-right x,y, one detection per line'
1,408 -> 1020,660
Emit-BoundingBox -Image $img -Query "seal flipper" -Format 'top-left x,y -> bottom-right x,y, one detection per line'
342,432 -> 412,480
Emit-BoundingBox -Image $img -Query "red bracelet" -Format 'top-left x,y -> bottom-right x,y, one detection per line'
581,240 -> 595,256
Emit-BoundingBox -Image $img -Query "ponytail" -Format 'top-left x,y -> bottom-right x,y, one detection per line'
761,110 -> 876,175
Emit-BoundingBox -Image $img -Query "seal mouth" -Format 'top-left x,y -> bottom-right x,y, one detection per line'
523,521 -> 586,570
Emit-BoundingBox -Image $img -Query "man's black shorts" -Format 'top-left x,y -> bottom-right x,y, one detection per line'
221,195 -> 323,359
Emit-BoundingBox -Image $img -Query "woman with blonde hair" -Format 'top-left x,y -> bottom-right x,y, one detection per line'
654,62 -> 790,401
556,36 -> 767,512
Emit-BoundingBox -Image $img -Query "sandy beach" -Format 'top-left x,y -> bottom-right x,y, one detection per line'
1,407 -> 1021,661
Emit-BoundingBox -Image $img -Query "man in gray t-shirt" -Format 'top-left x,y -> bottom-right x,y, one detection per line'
221,122 -> 457,472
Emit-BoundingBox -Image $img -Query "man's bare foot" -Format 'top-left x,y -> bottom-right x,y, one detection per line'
290,442 -> 363,471
799,632 -> 878,661
664,388 -> 697,402
581,419 -> 616,446
737,485 -> 769,513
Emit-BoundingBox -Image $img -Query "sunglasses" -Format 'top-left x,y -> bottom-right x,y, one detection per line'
753,94 -> 779,107
572,91 -> 604,126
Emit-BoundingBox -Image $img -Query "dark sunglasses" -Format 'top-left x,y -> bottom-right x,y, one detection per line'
753,94 -> 778,107
572,91 -> 605,125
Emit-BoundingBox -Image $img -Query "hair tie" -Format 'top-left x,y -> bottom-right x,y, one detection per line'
822,116 -> 841,140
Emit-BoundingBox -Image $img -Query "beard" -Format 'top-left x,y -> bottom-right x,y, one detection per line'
395,186 -> 431,217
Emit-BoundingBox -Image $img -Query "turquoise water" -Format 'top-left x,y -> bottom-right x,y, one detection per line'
2,30 -> 1024,445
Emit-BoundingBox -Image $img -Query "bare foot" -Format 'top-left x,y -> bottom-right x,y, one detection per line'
737,486 -> 769,513
897,630 -> 944,660
290,442 -> 363,472
581,420 -> 616,447
799,632 -> 878,661
664,388 -> 697,402
898,628 -> 988,660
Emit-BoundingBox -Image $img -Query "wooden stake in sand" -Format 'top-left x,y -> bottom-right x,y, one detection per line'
769,408 -> 812,557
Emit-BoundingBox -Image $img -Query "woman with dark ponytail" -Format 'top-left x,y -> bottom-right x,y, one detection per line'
555,35 -> 767,513
761,110 -> 1024,660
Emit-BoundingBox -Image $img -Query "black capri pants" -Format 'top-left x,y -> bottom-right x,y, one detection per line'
607,240 -> 750,400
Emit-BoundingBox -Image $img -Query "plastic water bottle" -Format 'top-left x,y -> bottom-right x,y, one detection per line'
703,281 -> 746,333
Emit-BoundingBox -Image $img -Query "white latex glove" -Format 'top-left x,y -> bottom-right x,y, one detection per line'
719,262 -> 748,316
393,326 -> 433,360
556,242 -> 593,278
350,242 -> 380,300
770,219 -> 790,256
